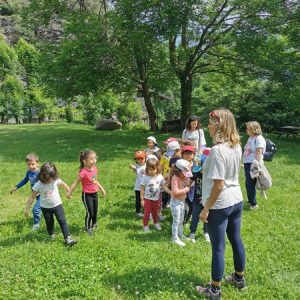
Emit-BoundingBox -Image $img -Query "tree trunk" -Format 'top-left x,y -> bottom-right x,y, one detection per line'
180,73 -> 193,128
141,82 -> 157,131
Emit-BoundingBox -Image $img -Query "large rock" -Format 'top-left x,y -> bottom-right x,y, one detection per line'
95,119 -> 122,130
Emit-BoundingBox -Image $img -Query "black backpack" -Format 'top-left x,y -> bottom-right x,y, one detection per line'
263,138 -> 277,161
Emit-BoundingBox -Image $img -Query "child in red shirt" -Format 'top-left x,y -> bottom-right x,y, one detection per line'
67,150 -> 106,235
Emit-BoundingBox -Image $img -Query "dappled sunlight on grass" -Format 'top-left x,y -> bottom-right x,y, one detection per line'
0,124 -> 299,299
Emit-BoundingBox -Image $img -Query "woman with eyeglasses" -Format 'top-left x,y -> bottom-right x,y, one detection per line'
182,116 -> 206,154
196,109 -> 246,299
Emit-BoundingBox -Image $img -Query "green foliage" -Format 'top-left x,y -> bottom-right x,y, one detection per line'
0,34 -> 17,79
15,38 -> 38,84
0,124 -> 300,299
0,74 -> 24,122
193,72 -> 300,131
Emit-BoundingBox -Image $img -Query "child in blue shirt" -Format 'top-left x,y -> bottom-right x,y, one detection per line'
11,153 -> 41,230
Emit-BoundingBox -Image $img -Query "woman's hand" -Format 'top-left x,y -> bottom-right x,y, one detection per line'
200,207 -> 209,223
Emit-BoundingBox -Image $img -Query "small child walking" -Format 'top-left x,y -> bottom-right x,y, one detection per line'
11,153 -> 41,231
67,150 -> 106,235
24,162 -> 77,246
145,136 -> 160,156
140,158 -> 171,232
129,150 -> 146,218
170,159 -> 193,247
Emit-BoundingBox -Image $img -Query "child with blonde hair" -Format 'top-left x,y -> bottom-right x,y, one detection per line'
140,158 -> 171,232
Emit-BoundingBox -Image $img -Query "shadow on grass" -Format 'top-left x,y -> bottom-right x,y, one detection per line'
105,267 -> 203,299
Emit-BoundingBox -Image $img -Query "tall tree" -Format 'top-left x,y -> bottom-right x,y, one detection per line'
144,0 -> 293,125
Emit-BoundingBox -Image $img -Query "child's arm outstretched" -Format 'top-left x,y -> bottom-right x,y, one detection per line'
10,172 -> 29,194
96,181 -> 106,197
58,180 -> 71,198
24,191 -> 38,217
129,164 -> 137,171
66,176 -> 82,199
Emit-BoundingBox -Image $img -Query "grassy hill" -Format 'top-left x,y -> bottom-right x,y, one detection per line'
0,123 -> 299,299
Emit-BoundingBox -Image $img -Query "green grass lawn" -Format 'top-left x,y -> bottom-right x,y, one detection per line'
0,123 -> 299,299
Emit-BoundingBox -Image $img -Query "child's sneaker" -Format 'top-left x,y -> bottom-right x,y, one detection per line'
179,234 -> 188,241
92,223 -> 97,230
87,229 -> 93,236
32,223 -> 40,231
65,236 -> 77,247
50,234 -> 55,241
143,225 -> 150,232
224,273 -> 247,289
154,223 -> 162,231
250,204 -> 259,210
189,233 -> 196,243
172,239 -> 186,247
136,212 -> 144,218
204,232 -> 211,243
196,284 -> 221,300
158,214 -> 165,221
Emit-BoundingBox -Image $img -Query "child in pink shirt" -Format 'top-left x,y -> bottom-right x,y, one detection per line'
170,159 -> 193,247
67,150 -> 106,235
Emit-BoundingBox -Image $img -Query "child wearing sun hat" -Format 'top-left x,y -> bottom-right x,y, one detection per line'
169,159 -> 193,247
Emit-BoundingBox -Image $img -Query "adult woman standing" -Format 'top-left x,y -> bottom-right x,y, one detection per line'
197,109 -> 246,299
243,121 -> 266,209
182,116 -> 206,154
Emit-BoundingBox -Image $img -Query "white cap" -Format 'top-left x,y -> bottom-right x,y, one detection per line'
146,154 -> 158,161
165,141 -> 181,157
175,159 -> 193,178
147,136 -> 158,146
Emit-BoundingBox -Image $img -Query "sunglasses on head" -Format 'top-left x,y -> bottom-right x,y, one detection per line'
209,111 -> 220,123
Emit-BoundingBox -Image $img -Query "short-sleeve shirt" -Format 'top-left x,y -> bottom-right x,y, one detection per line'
243,135 -> 266,163
182,129 -> 206,152
32,179 -> 62,208
202,143 -> 243,209
141,174 -> 166,201
80,167 -> 99,193
134,164 -> 146,191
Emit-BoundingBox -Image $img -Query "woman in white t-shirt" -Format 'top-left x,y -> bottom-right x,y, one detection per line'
243,121 -> 266,210
182,116 -> 206,154
196,109 -> 246,299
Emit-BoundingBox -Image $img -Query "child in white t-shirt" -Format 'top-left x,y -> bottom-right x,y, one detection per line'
24,162 -> 77,247
129,150 -> 146,218
140,158 -> 171,232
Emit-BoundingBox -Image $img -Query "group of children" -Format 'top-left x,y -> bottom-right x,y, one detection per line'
10,116 -> 210,248
130,134 -> 210,247
11,150 -> 106,247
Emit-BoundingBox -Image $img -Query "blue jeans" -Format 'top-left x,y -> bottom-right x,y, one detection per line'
189,201 -> 208,234
170,199 -> 185,240
207,201 -> 246,282
32,195 -> 41,225
244,163 -> 257,206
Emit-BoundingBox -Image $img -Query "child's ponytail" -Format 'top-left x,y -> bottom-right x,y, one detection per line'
79,149 -> 96,169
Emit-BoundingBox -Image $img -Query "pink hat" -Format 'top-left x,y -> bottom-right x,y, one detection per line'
182,145 -> 195,153
175,159 -> 193,178
163,137 -> 177,144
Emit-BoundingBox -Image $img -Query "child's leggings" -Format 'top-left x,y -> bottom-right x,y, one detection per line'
82,192 -> 98,230
41,204 -> 70,239
143,199 -> 160,226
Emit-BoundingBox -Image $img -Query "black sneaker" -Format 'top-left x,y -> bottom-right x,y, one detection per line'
65,236 -> 77,247
224,273 -> 247,289
196,284 -> 221,299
